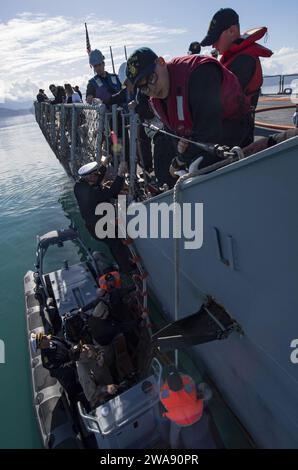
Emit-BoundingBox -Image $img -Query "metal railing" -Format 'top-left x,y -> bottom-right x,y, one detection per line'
261,73 -> 298,95
34,102 -> 139,188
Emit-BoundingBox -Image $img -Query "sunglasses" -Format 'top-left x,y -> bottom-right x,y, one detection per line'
138,71 -> 158,95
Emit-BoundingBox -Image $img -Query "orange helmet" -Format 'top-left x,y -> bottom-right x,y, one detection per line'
98,271 -> 121,291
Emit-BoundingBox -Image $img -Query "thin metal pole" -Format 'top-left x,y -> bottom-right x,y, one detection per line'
112,104 -> 118,137
111,105 -> 119,174
71,105 -> 77,163
50,105 -> 55,146
129,112 -> 137,197
60,105 -> 66,156
124,45 -> 128,60
173,182 -> 180,369
85,22 -> 92,55
110,46 -> 115,74
104,112 -> 110,151
95,104 -> 106,163
41,103 -> 45,128
121,112 -> 126,163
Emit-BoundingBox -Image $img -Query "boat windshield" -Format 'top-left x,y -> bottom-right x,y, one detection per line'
42,239 -> 87,274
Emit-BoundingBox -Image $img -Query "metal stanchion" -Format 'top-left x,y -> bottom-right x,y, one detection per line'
129,111 -> 138,198
70,105 -> 77,163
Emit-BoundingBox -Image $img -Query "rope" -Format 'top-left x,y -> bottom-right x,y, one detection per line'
117,207 -> 152,335
173,173 -> 189,368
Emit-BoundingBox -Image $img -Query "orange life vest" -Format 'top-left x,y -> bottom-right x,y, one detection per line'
220,27 -> 273,98
98,271 -> 121,291
160,375 -> 204,426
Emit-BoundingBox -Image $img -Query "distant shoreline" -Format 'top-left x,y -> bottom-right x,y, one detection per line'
0,107 -> 33,119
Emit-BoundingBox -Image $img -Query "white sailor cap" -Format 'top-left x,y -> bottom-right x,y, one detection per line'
78,161 -> 99,177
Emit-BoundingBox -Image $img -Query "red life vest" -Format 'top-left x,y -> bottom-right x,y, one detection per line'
98,271 -> 121,291
150,55 -> 250,137
160,375 -> 204,426
220,27 -> 273,98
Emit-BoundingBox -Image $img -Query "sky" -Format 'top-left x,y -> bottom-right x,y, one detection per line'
0,0 -> 297,107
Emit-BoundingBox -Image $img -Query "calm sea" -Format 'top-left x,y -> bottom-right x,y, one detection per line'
0,113 -> 104,448
0,112 -> 252,450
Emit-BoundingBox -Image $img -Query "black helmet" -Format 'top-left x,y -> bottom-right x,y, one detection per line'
165,365 -> 183,391
188,41 -> 201,55
63,312 -> 90,344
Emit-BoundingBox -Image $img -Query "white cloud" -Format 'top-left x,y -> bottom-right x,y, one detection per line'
0,13 -> 185,103
261,47 -> 298,75
1,13 -> 297,105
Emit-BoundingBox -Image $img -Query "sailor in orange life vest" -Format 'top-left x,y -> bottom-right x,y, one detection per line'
201,8 -> 273,144
126,47 -> 252,178
97,271 -> 136,322
159,366 -> 217,449
98,271 -> 121,291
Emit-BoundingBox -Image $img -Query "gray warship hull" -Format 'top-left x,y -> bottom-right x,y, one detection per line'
33,94 -> 298,448
131,136 -> 298,448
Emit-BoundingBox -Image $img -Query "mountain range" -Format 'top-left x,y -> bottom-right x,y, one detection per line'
0,107 -> 33,118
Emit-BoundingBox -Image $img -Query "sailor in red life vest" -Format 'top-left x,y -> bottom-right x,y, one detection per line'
201,8 -> 273,144
126,47 -> 251,177
159,366 -> 218,449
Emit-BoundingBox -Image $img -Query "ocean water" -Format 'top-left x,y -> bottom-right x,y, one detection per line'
0,113 -> 254,450
0,113 -> 103,448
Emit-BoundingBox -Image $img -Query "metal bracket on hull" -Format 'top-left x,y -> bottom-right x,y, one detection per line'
152,297 -> 243,351
213,228 -> 239,270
